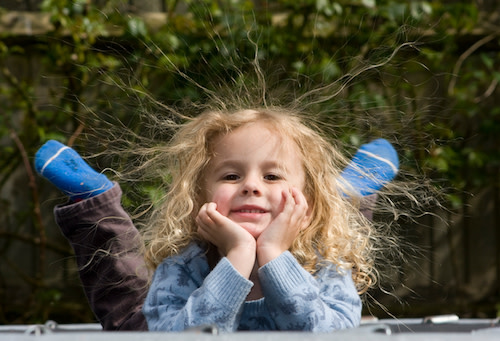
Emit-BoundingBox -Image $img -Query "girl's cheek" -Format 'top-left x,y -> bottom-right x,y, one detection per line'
209,193 -> 231,216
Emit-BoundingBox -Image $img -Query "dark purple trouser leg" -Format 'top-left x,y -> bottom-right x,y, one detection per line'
55,184 -> 148,330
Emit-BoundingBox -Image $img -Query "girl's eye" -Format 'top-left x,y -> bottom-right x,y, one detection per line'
223,174 -> 239,181
264,174 -> 281,181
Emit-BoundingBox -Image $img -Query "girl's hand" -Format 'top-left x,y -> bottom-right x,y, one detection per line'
196,202 -> 256,278
256,187 -> 310,266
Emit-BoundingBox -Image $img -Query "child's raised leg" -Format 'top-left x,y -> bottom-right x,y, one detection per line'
35,140 -> 113,201
35,140 -> 148,330
340,138 -> 399,196
340,138 -> 398,220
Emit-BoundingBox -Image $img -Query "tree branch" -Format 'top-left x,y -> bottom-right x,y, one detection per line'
448,33 -> 497,96
10,131 -> 46,283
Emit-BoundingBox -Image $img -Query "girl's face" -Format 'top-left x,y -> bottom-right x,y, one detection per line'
204,122 -> 306,239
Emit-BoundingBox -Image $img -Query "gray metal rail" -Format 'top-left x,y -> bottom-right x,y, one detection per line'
1,316 -> 499,340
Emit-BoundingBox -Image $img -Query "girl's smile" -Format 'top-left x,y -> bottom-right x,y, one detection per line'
230,205 -> 270,226
204,121 -> 306,238
231,205 -> 268,215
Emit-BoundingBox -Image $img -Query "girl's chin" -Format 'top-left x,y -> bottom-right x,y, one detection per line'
239,223 -> 267,239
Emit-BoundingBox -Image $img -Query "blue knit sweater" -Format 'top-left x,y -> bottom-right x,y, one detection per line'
143,243 -> 361,332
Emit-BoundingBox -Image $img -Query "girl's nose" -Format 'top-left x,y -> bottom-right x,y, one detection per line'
243,187 -> 260,195
241,177 -> 261,195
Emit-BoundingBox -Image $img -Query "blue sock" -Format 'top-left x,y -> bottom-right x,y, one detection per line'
34,140 -> 113,201
340,138 -> 399,196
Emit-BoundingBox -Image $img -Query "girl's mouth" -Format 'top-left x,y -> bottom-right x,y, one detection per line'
235,209 -> 266,213
232,204 -> 268,214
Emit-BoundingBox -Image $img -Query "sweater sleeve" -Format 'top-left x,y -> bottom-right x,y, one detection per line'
143,244 -> 253,332
258,252 -> 361,331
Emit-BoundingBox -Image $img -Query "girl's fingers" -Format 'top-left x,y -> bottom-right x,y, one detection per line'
196,202 -> 255,256
291,187 -> 308,211
256,187 -> 310,265
197,203 -> 220,224
290,187 -> 310,230
262,188 -> 308,242
281,187 -> 309,228
205,202 -> 226,225
196,203 -> 220,241
196,204 -> 211,228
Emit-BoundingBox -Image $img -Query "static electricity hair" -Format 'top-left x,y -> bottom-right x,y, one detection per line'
140,107 -> 377,293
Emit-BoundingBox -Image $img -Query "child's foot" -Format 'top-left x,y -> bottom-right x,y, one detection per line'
35,140 -> 113,201
340,138 -> 399,196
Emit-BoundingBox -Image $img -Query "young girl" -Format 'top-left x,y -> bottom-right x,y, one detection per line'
35,111 -> 398,331
139,108 -> 385,332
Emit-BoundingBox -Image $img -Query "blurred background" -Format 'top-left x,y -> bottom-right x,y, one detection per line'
1,0 -> 499,324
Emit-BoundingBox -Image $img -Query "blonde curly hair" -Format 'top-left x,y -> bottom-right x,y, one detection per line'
141,107 -> 377,294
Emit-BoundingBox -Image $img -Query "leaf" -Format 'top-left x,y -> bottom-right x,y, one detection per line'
480,53 -> 494,70
128,17 -> 148,38
361,0 -> 376,9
